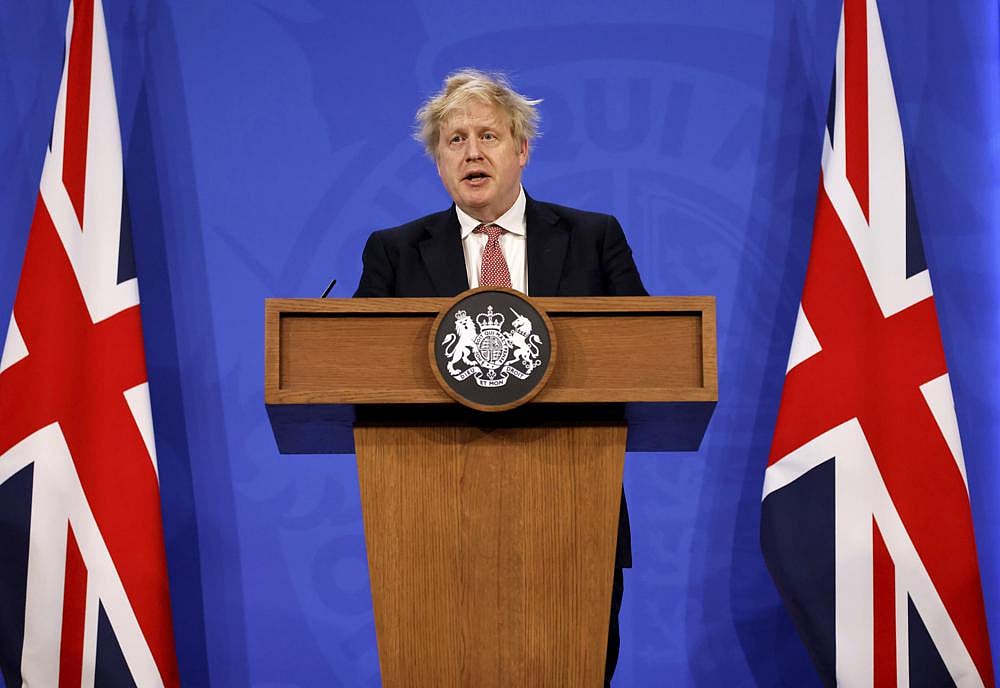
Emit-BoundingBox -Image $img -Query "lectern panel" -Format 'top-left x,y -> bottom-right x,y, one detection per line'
280,314 -> 448,401
540,313 -> 702,398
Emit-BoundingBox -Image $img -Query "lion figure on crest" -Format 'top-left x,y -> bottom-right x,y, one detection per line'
442,311 -> 478,375
507,309 -> 541,368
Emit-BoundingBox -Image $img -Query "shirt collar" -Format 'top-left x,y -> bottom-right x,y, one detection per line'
456,186 -> 527,239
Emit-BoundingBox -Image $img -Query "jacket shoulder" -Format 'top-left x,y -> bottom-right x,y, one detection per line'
529,199 -> 616,230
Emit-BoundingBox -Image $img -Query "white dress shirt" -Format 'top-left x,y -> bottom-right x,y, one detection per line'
455,186 -> 528,294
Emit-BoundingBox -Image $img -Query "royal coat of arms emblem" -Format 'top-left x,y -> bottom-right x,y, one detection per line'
431,288 -> 555,411
442,305 -> 542,387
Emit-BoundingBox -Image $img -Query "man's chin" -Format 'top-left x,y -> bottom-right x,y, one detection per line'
457,187 -> 492,207
458,195 -> 491,211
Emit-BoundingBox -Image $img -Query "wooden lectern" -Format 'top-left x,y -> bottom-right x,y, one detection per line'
265,296 -> 716,687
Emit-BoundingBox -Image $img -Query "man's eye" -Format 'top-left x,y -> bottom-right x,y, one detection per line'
449,135 -> 463,144
482,132 -> 497,141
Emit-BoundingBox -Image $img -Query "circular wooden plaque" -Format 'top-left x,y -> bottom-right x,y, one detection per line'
428,287 -> 557,412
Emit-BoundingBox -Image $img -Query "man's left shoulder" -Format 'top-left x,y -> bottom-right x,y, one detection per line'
527,199 -> 625,242
530,198 -> 617,227
527,197 -> 646,296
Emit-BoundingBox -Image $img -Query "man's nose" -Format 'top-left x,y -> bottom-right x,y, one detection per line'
465,138 -> 483,160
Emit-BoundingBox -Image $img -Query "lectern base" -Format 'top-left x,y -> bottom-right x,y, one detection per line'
355,422 -> 626,688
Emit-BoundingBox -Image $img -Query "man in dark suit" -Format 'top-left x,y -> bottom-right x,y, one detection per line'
354,69 -> 646,686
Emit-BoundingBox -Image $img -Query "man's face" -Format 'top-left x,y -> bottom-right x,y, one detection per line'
435,100 -> 528,223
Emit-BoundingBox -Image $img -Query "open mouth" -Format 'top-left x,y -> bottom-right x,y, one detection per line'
463,172 -> 490,182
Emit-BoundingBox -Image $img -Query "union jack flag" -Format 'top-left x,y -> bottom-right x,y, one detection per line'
0,0 -> 179,685
761,0 -> 994,685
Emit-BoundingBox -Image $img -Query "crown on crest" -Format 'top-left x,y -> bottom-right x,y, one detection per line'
476,305 -> 504,331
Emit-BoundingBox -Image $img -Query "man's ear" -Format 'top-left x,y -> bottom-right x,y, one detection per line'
518,138 -> 529,167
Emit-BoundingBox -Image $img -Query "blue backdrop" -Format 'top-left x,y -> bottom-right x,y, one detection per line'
1,1 -> 997,685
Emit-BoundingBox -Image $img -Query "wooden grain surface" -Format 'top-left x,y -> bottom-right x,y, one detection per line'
355,423 -> 626,687
265,296 -> 717,405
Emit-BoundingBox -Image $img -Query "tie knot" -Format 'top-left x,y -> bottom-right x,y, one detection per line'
474,223 -> 504,241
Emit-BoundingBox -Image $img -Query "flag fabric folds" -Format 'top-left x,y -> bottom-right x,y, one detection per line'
761,0 -> 994,685
0,0 -> 179,685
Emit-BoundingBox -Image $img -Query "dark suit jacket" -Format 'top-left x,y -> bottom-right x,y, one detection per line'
354,194 -> 647,567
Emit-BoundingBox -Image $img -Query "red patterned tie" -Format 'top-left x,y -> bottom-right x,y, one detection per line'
473,223 -> 512,288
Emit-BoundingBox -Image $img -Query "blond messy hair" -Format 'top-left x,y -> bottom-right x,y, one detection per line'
415,69 -> 542,158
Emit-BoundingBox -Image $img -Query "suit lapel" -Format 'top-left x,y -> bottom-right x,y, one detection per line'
526,195 -> 568,297
418,207 -> 470,296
